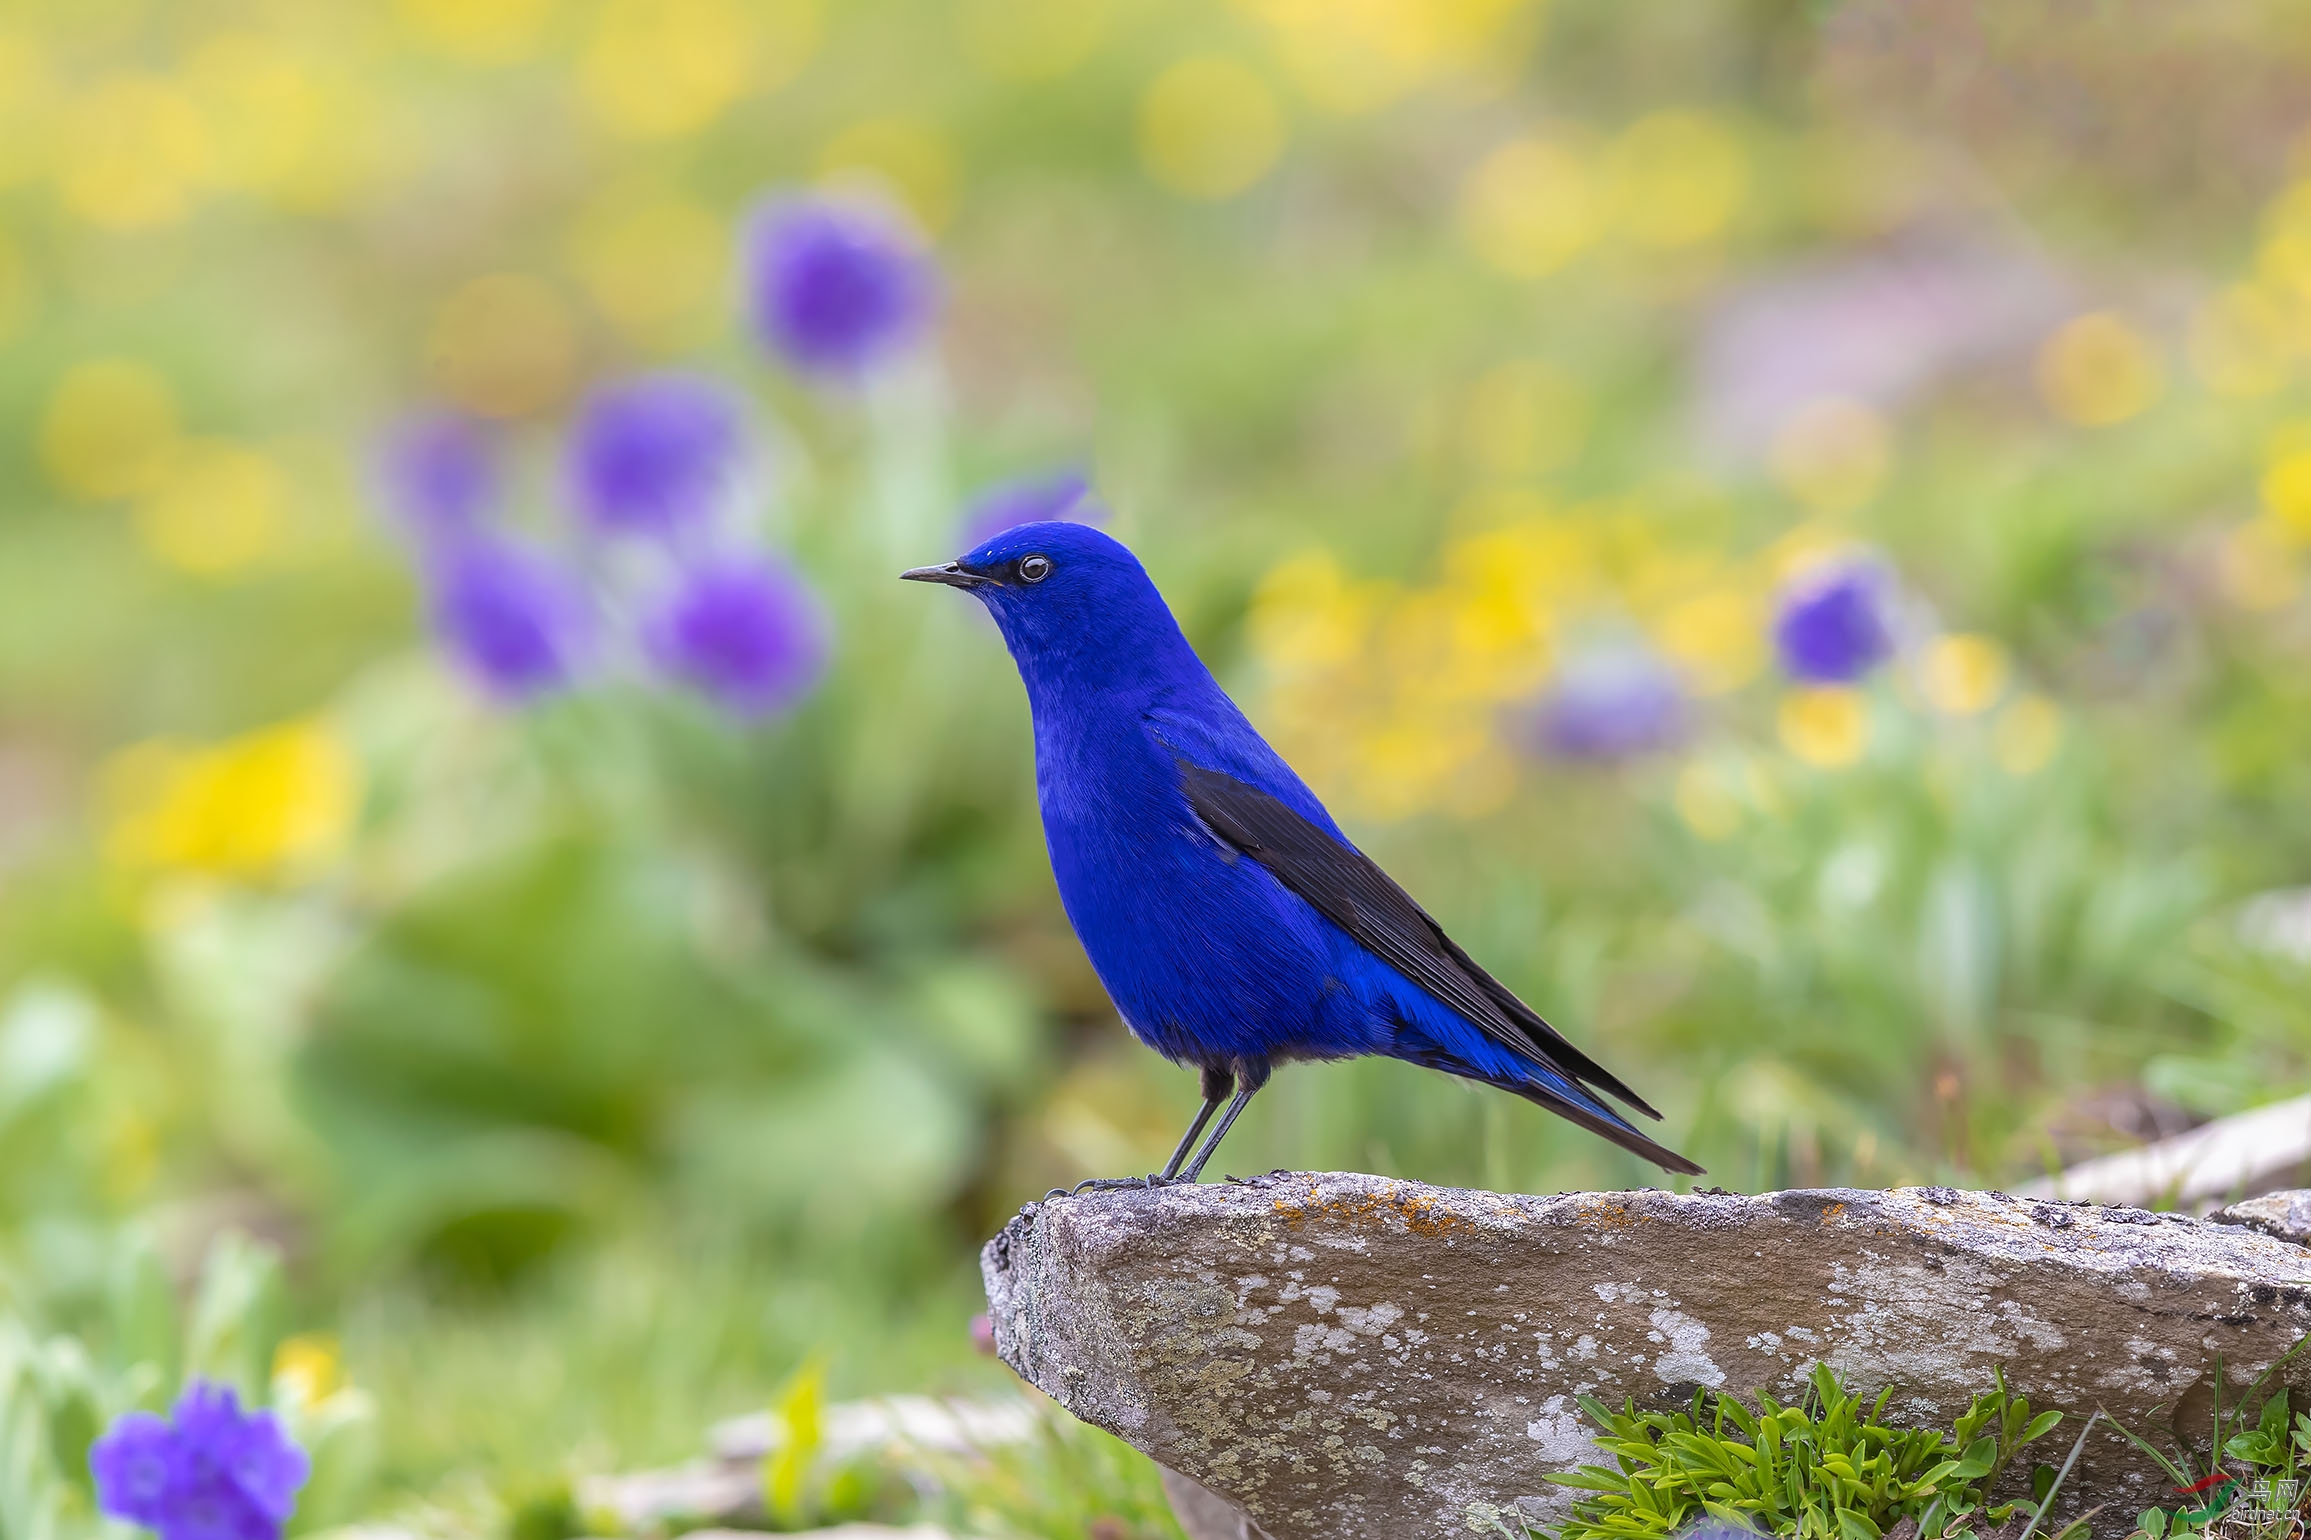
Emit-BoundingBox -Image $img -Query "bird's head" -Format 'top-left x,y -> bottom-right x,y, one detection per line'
902,520 -> 1197,696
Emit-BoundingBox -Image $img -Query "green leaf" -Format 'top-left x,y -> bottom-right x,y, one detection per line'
1952,1437 -> 1999,1481
2023,1410 -> 2065,1444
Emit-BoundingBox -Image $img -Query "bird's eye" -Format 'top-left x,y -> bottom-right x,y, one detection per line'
1017,554 -> 1053,583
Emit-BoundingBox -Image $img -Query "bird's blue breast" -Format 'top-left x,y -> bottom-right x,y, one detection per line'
1031,701 -> 1381,1068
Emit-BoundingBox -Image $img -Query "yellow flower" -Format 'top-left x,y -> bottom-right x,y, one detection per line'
396,0 -> 556,63
1769,397 -> 1890,515
1353,711 -> 1487,821
2036,312 -> 2163,427
569,187 -> 726,351
579,0 -> 818,140
1992,694 -> 2062,776
427,274 -> 579,419
1459,135 -> 1597,279
41,360 -> 182,502
820,117 -> 961,235
1779,686 -> 1869,768
105,719 -> 361,881
134,441 -> 285,577
1603,110 -> 1747,249
2261,447 -> 2311,541
1656,588 -> 1765,696
958,0 -> 1107,80
58,75 -> 211,228
1248,551 -> 1376,671
273,1333 -> 345,1409
1916,634 -> 2010,716
1138,56 -> 1286,200
1460,360 -> 1587,478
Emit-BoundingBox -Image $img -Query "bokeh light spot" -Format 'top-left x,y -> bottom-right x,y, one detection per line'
427,274 -> 581,419
1769,397 -> 1891,515
1992,694 -> 2062,776
40,360 -> 183,502
570,189 -> 727,352
580,0 -> 818,140
2217,517 -> 2303,610
1674,762 -> 1742,840
186,35 -> 382,213
819,116 -> 961,235
58,75 -> 211,228
1917,634 -> 2010,716
1657,588 -> 1766,696
134,441 -> 285,577
2036,311 -> 2163,426
1249,552 -> 1372,672
1236,0 -> 1537,116
1604,110 -> 1747,249
1138,56 -> 1286,201
396,0 -> 557,63
1459,135 -> 1597,279
1779,686 -> 1869,768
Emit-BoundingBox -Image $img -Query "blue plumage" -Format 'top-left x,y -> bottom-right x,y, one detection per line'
902,520 -> 1699,1182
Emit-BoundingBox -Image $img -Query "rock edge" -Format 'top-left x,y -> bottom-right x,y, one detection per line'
982,1174 -> 2311,1540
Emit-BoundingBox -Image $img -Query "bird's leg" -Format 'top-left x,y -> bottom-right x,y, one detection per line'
1056,1068 -> 1236,1197
1157,1065 -> 1236,1182
1176,1059 -> 1271,1183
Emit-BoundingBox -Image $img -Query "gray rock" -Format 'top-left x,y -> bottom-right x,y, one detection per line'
980,1173 -> 2311,1540
2214,1189 -> 2311,1246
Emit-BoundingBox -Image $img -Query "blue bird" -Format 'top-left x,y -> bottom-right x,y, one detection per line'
903,521 -> 1701,1184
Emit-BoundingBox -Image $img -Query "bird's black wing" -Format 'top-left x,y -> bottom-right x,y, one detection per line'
1174,759 -> 1661,1121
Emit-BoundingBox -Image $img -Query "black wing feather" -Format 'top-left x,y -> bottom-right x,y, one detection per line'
1174,760 -> 1661,1120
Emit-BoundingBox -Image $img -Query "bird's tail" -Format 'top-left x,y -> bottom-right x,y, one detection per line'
1386,984 -> 1705,1177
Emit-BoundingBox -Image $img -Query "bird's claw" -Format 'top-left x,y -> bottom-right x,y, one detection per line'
1048,1173 -> 1180,1198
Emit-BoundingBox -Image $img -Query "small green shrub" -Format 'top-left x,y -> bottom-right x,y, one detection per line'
1549,1365 -> 2075,1540
2111,1339 -> 2311,1540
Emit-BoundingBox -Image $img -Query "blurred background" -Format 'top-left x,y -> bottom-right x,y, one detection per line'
4,0 -> 2311,1532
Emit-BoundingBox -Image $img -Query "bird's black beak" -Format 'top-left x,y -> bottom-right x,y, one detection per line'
900,561 -> 988,589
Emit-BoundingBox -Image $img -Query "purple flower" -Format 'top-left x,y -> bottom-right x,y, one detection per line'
374,411 -> 497,539
643,553 -> 829,718
422,535 -> 593,700
1528,649 -> 1688,761
1773,562 -> 1895,683
960,469 -> 1096,547
90,1412 -> 180,1525
90,1380 -> 308,1540
566,374 -> 746,539
742,195 -> 937,380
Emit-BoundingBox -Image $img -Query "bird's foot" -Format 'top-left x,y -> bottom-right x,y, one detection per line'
1043,1173 -> 1181,1200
